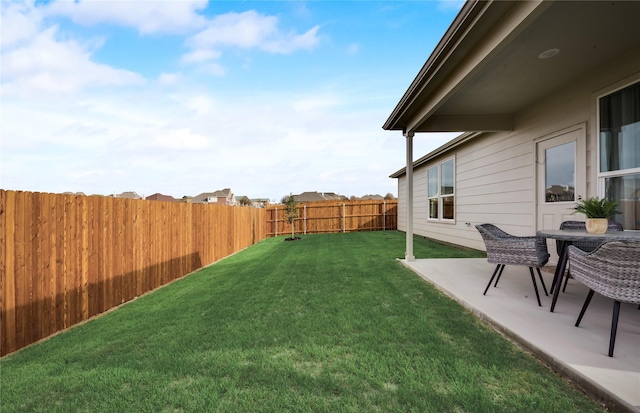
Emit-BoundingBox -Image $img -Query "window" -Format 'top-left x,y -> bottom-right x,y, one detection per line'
427,158 -> 455,221
598,81 -> 640,230
544,141 -> 575,203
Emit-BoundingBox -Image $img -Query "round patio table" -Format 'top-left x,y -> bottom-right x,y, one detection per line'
536,229 -> 640,312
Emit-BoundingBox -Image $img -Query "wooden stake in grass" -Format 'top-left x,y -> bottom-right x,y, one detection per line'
284,194 -> 299,240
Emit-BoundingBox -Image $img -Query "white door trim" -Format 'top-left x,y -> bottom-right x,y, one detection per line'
534,122 -> 587,227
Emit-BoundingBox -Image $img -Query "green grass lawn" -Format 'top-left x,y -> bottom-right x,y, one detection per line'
1,232 -> 604,412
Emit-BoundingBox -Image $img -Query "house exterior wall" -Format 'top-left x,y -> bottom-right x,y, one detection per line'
397,47 -> 640,252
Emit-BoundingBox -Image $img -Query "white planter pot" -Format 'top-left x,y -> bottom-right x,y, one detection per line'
585,218 -> 608,234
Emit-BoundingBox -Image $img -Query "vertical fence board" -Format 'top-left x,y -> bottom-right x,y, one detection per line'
54,195 -> 64,332
79,196 -> 89,322
63,194 -> 74,328
27,192 -> 37,344
150,201 -> 159,291
15,192 -> 27,350
87,197 -> 102,318
100,197 -> 109,315
1,191 -> 17,354
31,193 -> 49,341
134,200 -> 142,298
40,193 -> 52,340
88,197 -> 100,318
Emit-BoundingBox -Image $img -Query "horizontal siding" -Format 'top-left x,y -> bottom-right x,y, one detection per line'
457,153 -> 532,183
397,177 -> 406,230
458,169 -> 533,192
456,138 -> 531,174
456,201 -> 534,215
457,178 -> 531,197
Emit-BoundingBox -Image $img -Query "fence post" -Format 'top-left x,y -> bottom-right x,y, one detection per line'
383,200 -> 386,231
342,203 -> 346,233
274,207 -> 278,237
303,205 -> 307,235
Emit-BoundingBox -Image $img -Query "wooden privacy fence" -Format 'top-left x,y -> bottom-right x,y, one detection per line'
266,199 -> 397,237
0,190 -> 266,356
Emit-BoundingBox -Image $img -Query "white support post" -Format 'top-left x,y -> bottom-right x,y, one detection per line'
405,131 -> 415,261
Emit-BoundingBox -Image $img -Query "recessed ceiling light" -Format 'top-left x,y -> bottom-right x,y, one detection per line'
539,48 -> 560,59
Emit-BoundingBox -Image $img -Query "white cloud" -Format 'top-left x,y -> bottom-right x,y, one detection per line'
2,24 -> 144,96
153,128 -> 210,150
180,49 -> 222,65
0,1 -> 42,47
188,10 -> 320,54
293,96 -> 342,113
190,11 -> 276,49
203,63 -> 226,76
158,72 -> 181,86
1,82 -> 409,198
44,0 -> 208,34
175,94 -> 219,116
262,25 -> 320,54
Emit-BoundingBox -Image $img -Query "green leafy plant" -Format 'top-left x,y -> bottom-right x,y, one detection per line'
284,194 -> 300,240
572,197 -> 620,218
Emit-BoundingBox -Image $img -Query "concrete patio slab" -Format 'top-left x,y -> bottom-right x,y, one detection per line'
401,258 -> 639,413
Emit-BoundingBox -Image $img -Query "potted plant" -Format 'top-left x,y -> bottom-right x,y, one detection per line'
572,196 -> 620,233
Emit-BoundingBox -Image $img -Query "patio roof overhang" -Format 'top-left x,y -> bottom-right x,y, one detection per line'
382,0 -> 640,134
384,0 -> 640,263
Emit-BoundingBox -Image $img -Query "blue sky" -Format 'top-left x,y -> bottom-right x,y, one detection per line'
1,0 -> 462,201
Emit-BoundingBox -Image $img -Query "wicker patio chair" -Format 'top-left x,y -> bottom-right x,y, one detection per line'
555,220 -> 623,292
476,224 -> 550,306
569,240 -> 640,357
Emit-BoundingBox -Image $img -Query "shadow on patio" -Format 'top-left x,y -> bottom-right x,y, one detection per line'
402,258 -> 639,413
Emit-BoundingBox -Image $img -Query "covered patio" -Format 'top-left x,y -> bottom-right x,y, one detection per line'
401,258 -> 639,413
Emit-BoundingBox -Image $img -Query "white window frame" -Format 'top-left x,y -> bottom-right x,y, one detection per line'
595,78 -> 640,231
426,157 -> 456,223
596,78 -> 640,194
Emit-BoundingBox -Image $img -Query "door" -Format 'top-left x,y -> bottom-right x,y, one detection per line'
536,126 -> 586,263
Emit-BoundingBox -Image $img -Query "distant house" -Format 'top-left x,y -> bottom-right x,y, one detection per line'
251,198 -> 270,208
191,188 -> 236,206
235,196 -> 252,206
384,0 -> 640,260
145,193 -> 177,202
360,194 -> 385,201
115,191 -> 142,199
322,192 -> 349,201
293,192 -> 327,202
292,191 -> 348,203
